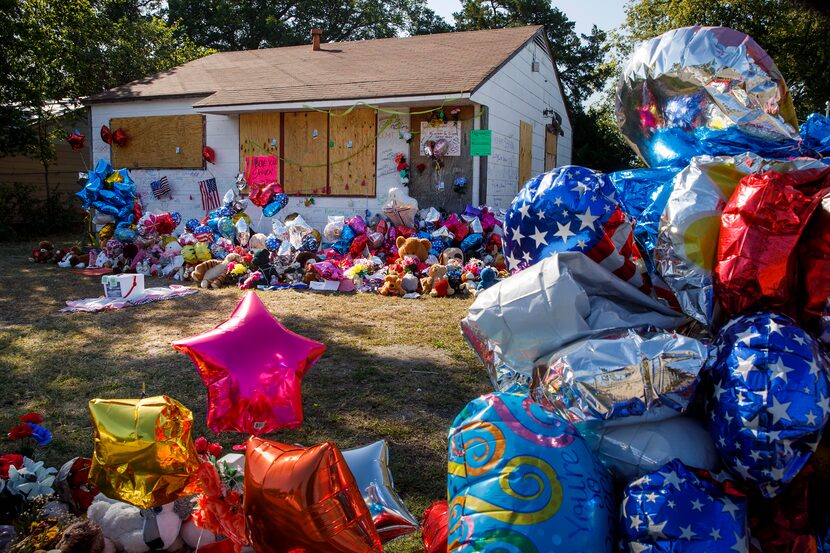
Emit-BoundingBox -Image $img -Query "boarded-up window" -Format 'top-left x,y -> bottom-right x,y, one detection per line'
283,111 -> 328,195
111,115 -> 204,169
329,108 -> 376,196
239,113 -> 281,173
518,120 -> 532,189
544,128 -> 558,171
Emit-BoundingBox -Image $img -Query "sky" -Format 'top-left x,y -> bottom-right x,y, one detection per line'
426,0 -> 627,35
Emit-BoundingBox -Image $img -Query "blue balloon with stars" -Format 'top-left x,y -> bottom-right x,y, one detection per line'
504,165 -> 625,274
703,312 -> 830,498
621,459 -> 749,553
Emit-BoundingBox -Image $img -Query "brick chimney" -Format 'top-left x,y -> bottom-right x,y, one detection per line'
311,28 -> 322,51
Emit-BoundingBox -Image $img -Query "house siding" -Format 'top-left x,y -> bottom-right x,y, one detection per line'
471,39 -> 572,210
90,100 -> 411,231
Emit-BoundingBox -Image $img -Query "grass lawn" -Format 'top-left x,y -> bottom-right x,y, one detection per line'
0,237 -> 491,552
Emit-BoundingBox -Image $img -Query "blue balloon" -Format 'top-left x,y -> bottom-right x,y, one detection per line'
264,236 -> 280,252
460,232 -> 483,252
113,227 -> 136,243
206,218 -> 220,233
621,459 -> 749,552
448,392 -> 616,553
263,193 -> 289,217
218,206 -> 234,218
170,212 -> 182,227
217,216 -> 236,237
504,166 -> 623,274
76,160 -> 136,225
332,225 -> 356,253
194,225 -> 212,236
300,234 -> 319,253
702,312 -> 830,498
801,112 -> 830,155
185,218 -> 200,232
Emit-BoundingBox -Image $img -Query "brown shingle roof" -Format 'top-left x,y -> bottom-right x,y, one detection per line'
84,26 -> 543,107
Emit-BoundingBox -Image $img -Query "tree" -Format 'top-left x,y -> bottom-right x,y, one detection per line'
453,0 -> 613,108
0,0 -> 210,225
621,0 -> 830,119
166,0 -> 445,51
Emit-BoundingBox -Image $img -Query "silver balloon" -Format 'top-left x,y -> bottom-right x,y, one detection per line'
530,328 -> 707,425
341,440 -> 418,543
616,26 -> 798,167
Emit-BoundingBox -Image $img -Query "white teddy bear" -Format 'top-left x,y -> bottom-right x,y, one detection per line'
87,494 -> 148,553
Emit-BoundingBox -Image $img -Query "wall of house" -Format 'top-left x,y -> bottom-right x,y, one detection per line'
90,99 -> 412,232
471,38 -> 572,209
0,113 -> 89,208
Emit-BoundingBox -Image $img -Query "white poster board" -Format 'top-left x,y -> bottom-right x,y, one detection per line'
420,121 -> 461,156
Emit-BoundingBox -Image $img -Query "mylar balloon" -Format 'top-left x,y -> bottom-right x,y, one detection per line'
88,395 -> 200,509
244,437 -> 382,553
422,501 -> 448,553
342,440 -> 418,542
202,146 -> 216,164
55,457 -> 99,514
172,292 -> 326,435
448,392 -> 616,553
262,193 -> 289,217
100,125 -> 112,145
621,459 -> 749,552
66,130 -> 85,151
701,312 -> 830,498
217,217 -> 235,238
112,128 -> 128,147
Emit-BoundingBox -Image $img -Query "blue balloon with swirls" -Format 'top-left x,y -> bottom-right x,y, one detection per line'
447,392 -> 615,553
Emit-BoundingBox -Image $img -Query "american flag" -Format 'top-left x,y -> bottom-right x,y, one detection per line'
199,177 -> 220,211
150,176 -> 171,199
504,165 -> 647,291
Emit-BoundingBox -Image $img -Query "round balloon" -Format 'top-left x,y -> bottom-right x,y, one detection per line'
185,218 -> 200,232
448,392 -> 616,553
703,312 -> 830,498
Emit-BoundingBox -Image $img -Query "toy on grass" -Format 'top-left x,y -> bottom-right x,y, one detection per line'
88,396 -> 200,509
172,292 -> 326,435
244,437 -> 382,553
190,253 -> 245,289
401,273 -> 420,294
379,273 -> 406,297
426,265 -> 454,297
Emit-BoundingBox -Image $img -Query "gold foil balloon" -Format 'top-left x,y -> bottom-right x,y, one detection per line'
244,437 -> 382,553
88,396 -> 200,509
98,223 -> 115,242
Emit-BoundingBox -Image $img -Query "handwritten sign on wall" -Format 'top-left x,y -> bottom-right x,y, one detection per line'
420,121 -> 461,156
245,155 -> 279,185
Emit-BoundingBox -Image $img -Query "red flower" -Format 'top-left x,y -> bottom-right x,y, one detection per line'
0,454 -> 24,479
8,424 -> 33,441
19,412 -> 43,424
194,436 -> 208,454
208,443 -> 223,458
197,461 -> 222,497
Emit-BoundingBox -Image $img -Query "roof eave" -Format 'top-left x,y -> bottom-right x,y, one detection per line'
192,92 -> 475,114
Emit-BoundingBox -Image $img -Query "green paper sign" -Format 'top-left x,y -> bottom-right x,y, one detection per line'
470,130 -> 492,156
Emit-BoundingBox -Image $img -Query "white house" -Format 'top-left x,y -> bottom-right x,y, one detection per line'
84,26 -> 571,230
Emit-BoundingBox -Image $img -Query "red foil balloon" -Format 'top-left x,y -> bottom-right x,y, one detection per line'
66,130 -> 85,151
172,292 -> 326,435
202,146 -> 216,164
244,437 -> 382,553
422,500 -> 449,553
56,457 -> 99,514
100,125 -> 112,145
799,196 -> 830,335
716,167 -> 830,318
112,128 -> 128,147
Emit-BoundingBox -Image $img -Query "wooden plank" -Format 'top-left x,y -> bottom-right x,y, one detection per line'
329,108 -> 376,196
239,112 -> 281,173
518,120 -> 532,189
282,111 -> 328,195
544,128 -> 557,171
111,115 -> 204,169
408,106 -> 475,213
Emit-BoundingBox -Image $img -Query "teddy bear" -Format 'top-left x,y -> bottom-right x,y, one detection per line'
191,253 -> 245,289
379,273 -> 405,296
475,267 -> 498,294
395,236 -> 431,262
57,246 -> 90,269
30,240 -> 55,263
87,493 -> 148,553
439,247 -> 464,265
426,264 -> 454,297
50,519 -> 106,553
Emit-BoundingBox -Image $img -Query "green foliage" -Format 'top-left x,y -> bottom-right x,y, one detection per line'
621,0 -> 830,119
572,103 -> 642,172
0,184 -> 80,240
453,0 -> 613,108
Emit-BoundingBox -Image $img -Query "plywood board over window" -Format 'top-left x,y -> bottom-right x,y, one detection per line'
518,120 -> 533,189
283,111 -> 328,195
239,113 -> 281,173
111,115 -> 204,169
329,108 -> 376,196
544,128 -> 558,171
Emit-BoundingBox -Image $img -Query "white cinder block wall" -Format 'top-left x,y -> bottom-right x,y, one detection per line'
90,101 -> 411,233
472,38 -> 572,209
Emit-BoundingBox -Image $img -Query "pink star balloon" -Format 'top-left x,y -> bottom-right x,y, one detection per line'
172,292 -> 326,435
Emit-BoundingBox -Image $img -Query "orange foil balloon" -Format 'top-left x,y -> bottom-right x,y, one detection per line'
244,437 -> 382,553
88,396 -> 201,509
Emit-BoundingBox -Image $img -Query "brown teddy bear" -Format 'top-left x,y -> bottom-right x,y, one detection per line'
30,240 -> 55,263
379,273 -> 405,296
55,519 -> 106,553
425,264 -> 455,297
396,236 -> 431,262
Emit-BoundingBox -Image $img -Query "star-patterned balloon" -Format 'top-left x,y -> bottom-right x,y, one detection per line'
702,312 -> 830,498
504,165 -> 647,290
172,292 -> 326,435
621,459 -> 749,553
